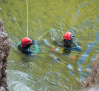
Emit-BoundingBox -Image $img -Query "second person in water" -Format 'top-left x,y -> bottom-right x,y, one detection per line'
50,31 -> 81,53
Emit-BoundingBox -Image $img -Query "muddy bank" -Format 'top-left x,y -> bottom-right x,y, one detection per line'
81,54 -> 99,91
0,19 -> 11,91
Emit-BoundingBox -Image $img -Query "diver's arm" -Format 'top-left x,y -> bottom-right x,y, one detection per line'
52,38 -> 64,47
72,41 -> 82,51
42,39 -> 55,48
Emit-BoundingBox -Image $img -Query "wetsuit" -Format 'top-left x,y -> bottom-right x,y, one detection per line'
63,39 -> 81,51
53,37 -> 81,52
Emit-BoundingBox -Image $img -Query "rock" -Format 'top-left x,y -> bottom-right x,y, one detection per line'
0,87 -> 6,91
0,19 -> 11,91
81,54 -> 99,91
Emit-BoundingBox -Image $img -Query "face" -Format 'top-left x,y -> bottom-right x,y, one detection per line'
63,39 -> 72,47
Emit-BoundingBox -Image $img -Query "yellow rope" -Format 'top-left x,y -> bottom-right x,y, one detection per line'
26,0 -> 28,36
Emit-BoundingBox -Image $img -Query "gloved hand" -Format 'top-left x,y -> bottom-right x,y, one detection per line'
32,40 -> 37,45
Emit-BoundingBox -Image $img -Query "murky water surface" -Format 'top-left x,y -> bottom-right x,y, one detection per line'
0,0 -> 99,91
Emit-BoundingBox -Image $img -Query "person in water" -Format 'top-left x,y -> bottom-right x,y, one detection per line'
17,37 -> 39,54
42,31 -> 81,60
51,31 -> 81,53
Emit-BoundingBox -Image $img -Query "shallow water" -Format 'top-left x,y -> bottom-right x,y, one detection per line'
0,0 -> 99,91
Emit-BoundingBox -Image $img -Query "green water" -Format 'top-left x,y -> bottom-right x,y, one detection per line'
0,0 -> 99,91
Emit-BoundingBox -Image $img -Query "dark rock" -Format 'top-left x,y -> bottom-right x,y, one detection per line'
0,19 -> 11,91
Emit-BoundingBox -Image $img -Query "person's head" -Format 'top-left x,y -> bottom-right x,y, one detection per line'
21,37 -> 32,47
63,32 -> 74,47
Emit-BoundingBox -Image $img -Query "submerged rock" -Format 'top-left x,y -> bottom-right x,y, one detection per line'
0,19 -> 11,91
81,54 -> 99,91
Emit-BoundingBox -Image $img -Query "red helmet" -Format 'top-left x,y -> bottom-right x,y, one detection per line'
21,37 -> 32,47
63,32 -> 72,40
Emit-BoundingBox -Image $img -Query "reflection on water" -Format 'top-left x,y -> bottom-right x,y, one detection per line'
0,0 -> 99,91
77,41 -> 96,66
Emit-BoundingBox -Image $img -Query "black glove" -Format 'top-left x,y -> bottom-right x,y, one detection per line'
32,40 -> 37,45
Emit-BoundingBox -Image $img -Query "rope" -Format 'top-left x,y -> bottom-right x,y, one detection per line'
25,1 -> 64,41
26,0 -> 28,36
25,0 -> 64,40
36,29 -> 51,41
36,29 -> 64,41
60,30 -> 64,35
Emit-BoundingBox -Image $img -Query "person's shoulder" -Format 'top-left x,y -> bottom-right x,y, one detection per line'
73,41 -> 82,51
